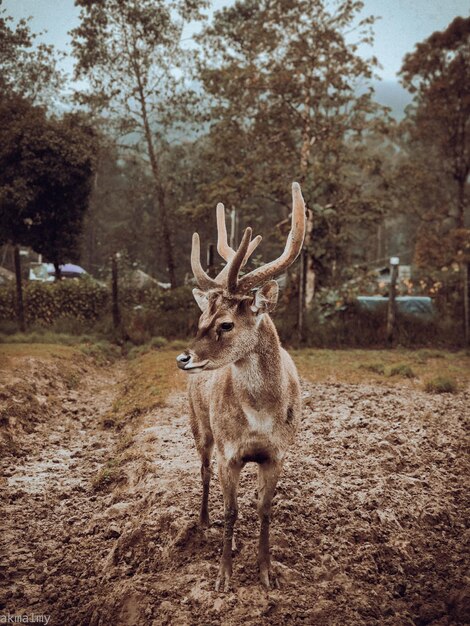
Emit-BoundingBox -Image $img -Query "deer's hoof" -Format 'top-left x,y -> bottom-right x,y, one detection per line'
259,566 -> 280,590
215,562 -> 232,593
199,514 -> 210,529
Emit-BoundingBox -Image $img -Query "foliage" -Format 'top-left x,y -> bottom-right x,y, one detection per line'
398,16 -> 470,268
0,5 -> 63,103
0,281 -> 198,341
0,95 -> 98,270
195,0 -> 390,288
0,279 -> 109,325
71,0 -> 209,287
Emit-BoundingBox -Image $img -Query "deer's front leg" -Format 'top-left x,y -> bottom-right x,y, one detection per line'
257,460 -> 282,589
215,460 -> 242,592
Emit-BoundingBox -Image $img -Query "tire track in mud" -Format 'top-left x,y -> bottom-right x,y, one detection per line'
1,358 -> 469,626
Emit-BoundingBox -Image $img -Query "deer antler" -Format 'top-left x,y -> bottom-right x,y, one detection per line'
191,233 -> 218,290
236,182 -> 306,293
226,227 -> 252,292
190,182 -> 306,293
216,204 -> 262,266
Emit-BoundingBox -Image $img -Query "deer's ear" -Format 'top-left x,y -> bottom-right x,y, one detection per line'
193,288 -> 209,312
251,280 -> 279,314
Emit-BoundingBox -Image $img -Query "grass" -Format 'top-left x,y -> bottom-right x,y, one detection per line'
0,342 -> 78,370
359,362 -> 386,375
424,376 -> 458,394
91,458 -> 124,492
2,339 -> 467,399
102,349 -> 186,429
0,332 -> 122,367
389,364 -> 416,379
292,348 -> 470,390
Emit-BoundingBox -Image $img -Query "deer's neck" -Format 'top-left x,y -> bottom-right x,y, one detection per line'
231,315 -> 283,405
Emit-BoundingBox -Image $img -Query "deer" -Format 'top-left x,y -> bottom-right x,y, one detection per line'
176,182 -> 306,591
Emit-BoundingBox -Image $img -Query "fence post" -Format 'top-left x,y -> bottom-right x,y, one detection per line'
386,256 -> 399,344
464,261 -> 469,346
13,244 -> 25,332
206,242 -> 215,276
112,253 -> 120,329
297,247 -> 306,344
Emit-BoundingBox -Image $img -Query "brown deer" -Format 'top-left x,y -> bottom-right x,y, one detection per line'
176,182 -> 306,591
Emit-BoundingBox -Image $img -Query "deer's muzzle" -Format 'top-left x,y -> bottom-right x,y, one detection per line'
176,352 -> 209,373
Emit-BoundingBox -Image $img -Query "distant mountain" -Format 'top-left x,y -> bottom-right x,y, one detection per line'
372,80 -> 413,119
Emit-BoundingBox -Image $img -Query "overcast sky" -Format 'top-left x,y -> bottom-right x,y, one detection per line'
3,0 -> 469,81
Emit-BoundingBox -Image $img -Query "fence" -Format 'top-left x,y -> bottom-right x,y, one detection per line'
0,273 -> 466,348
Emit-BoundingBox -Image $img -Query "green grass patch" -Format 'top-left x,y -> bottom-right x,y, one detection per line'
79,341 -> 121,365
91,458 -> 125,492
389,364 -> 416,378
102,349 -> 185,429
424,376 -> 458,394
292,348 -> 470,387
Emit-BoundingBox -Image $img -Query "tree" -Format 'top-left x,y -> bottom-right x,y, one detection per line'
0,96 -> 98,281
0,3 -> 63,103
71,0 -> 208,287
400,16 -> 470,230
196,0 -> 390,292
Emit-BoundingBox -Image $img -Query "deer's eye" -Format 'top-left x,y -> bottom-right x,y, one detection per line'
219,322 -> 234,332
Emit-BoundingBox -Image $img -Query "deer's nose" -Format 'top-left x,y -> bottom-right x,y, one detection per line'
176,353 -> 191,369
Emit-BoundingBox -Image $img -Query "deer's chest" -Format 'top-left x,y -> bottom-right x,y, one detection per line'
241,403 -> 274,434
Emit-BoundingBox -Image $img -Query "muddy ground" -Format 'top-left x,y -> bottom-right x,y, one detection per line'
0,350 -> 469,626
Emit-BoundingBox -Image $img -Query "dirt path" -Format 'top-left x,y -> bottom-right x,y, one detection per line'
1,356 -> 469,626
0,357 -> 124,622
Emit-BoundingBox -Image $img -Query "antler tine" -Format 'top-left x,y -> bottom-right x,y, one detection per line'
216,203 -> 232,261
237,182 -> 306,293
226,227 -> 252,293
191,232 -> 218,290
216,203 -> 263,268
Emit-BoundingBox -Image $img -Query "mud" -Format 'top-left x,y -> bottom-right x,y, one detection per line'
0,356 -> 469,625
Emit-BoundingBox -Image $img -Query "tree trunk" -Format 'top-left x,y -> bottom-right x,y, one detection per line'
463,261 -> 469,346
456,176 -> 466,229
297,250 -> 306,344
54,261 -> 62,281
304,209 -> 315,311
14,244 -> 25,332
386,262 -> 399,345
112,255 -> 120,329
154,182 -> 177,288
134,68 -> 178,288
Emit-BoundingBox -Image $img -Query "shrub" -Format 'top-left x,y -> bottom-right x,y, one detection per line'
389,364 -> 416,378
79,341 -> 121,364
149,336 -> 168,349
424,376 -> 458,394
0,279 -> 109,326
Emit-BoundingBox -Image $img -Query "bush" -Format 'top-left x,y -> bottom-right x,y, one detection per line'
389,364 -> 416,378
149,336 -> 168,348
286,300 -> 465,349
0,282 -> 198,344
0,278 -> 109,326
121,286 -> 198,341
424,377 -> 458,394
